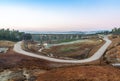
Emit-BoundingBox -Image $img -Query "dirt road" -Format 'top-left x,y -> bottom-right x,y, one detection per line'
13,36 -> 111,63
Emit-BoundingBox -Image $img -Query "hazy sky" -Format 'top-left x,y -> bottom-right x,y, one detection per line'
0,0 -> 120,31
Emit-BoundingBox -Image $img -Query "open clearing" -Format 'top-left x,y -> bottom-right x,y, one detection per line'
33,39 -> 105,60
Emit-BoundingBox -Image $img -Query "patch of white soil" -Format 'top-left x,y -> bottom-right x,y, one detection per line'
0,70 -> 12,81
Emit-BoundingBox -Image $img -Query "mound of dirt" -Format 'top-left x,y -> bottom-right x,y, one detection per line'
105,35 -> 120,63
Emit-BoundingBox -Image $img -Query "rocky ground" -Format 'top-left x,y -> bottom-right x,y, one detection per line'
0,47 -> 74,81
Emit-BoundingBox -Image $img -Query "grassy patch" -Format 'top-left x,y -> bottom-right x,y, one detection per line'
0,40 -> 15,47
60,47 -> 79,53
58,39 -> 77,43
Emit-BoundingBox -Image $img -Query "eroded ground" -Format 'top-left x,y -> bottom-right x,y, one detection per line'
104,35 -> 120,63
1,37 -> 120,81
0,46 -> 74,81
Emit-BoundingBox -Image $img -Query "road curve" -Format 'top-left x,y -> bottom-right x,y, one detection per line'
13,36 -> 112,63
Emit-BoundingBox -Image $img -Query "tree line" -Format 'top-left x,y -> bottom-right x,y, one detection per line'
111,27 -> 120,34
0,27 -> 120,42
0,28 -> 25,41
95,27 -> 120,35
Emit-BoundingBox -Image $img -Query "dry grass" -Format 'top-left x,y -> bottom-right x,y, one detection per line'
0,40 -> 15,47
104,35 -> 120,63
42,39 -> 104,59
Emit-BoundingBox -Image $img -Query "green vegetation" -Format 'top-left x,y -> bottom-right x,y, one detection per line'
95,27 -> 120,35
112,27 -> 120,34
58,39 -> 78,43
60,46 -> 79,53
32,34 -> 82,44
0,28 -> 25,41
23,33 -> 32,40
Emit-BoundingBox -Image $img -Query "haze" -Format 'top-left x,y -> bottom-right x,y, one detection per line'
0,0 -> 120,31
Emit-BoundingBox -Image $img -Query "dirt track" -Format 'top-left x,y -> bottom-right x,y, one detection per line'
13,36 -> 111,63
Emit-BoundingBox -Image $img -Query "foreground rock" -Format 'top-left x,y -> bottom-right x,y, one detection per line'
0,69 -> 46,81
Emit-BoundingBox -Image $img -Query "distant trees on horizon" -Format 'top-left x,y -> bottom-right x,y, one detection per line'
112,27 -> 120,34
0,27 -> 120,42
0,28 -> 25,41
95,27 -> 120,35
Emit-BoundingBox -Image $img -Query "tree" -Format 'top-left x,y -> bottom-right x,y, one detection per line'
112,27 -> 120,34
23,33 -> 32,40
0,28 -> 25,41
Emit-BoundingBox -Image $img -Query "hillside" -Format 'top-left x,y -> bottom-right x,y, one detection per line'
37,65 -> 120,81
1,36 -> 120,81
104,35 -> 120,63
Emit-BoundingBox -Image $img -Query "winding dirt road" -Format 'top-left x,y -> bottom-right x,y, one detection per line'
13,36 -> 112,63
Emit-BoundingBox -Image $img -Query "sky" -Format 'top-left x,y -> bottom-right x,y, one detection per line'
0,0 -> 120,31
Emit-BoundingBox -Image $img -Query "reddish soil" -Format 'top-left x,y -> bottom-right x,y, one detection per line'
0,48 -> 56,71
37,65 -> 120,81
1,38 -> 120,81
0,48 -> 77,81
36,36 -> 120,81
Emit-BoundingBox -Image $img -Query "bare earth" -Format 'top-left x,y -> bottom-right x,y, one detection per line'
1,36 -> 120,81
37,65 -> 120,81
